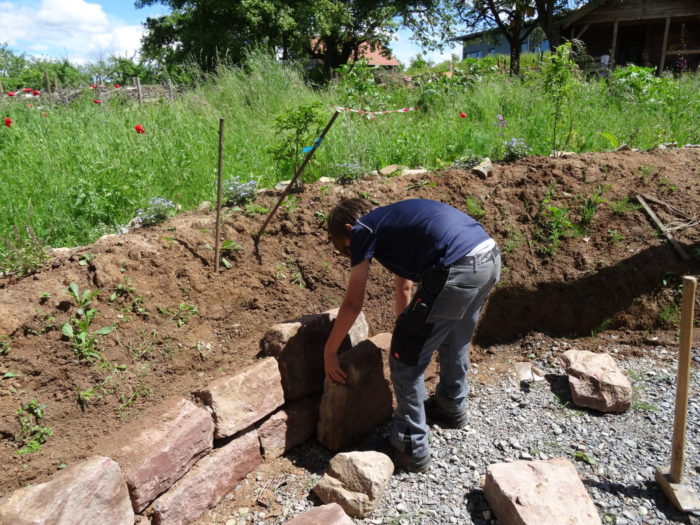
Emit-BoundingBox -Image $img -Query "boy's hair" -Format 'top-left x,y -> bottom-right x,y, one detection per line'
327,198 -> 373,239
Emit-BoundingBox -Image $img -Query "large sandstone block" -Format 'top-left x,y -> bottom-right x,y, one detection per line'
284,503 -> 354,525
0,456 -> 133,525
560,350 -> 632,413
196,357 -> 285,439
258,396 -> 320,459
151,428 -> 262,525
261,309 -> 368,400
484,457 -> 601,525
318,334 -> 393,451
313,451 -> 394,518
107,397 -> 214,512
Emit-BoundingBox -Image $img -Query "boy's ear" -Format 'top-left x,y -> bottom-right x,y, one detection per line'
343,223 -> 353,232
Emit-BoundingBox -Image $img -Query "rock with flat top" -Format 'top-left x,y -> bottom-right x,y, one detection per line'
106,397 -> 214,512
284,503 -> 354,525
151,429 -> 261,525
261,309 -> 368,400
560,350 -> 631,412
196,357 -> 284,438
313,451 -> 394,518
258,396 -> 320,459
472,158 -> 493,178
318,334 -> 393,451
0,456 -> 133,525
484,457 -> 601,525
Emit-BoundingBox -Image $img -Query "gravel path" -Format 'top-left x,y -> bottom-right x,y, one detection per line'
200,339 -> 700,525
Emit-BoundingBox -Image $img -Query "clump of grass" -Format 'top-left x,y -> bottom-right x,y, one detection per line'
465,196 -> 485,219
608,197 -> 640,216
0,225 -> 50,277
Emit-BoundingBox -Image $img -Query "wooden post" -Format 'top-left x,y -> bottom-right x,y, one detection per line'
0,81 -> 4,93
611,20 -> 619,66
44,71 -> 52,98
669,276 -> 697,483
167,78 -> 174,100
214,118 -> 225,272
660,16 -> 671,73
136,77 -> 143,104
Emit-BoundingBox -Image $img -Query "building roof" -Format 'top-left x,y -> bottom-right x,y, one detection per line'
310,38 -> 400,66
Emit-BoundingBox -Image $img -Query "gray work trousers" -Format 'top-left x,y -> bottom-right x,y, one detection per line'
389,247 -> 501,458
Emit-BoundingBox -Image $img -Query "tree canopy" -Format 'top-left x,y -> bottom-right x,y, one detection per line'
135,0 -> 457,74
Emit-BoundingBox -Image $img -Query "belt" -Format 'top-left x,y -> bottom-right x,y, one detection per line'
453,246 -> 499,267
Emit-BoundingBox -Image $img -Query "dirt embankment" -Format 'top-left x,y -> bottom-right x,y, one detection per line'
0,148 -> 698,493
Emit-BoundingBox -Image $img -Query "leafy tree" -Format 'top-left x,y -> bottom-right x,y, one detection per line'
135,0 -> 456,77
533,0 -> 587,48
0,43 -> 87,89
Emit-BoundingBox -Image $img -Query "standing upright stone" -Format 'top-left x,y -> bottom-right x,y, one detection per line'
560,350 -> 632,412
261,309 -> 368,400
0,456 -> 133,525
318,334 -> 393,451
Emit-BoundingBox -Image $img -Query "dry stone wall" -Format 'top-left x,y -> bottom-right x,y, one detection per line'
0,309 -> 375,525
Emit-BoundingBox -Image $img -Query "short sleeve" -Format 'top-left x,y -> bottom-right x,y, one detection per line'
349,226 -> 375,267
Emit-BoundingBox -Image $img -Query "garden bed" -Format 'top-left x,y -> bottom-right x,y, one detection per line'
0,148 -> 698,496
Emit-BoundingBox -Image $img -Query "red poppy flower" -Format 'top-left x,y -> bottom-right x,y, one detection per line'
27,104 -> 33,108
90,84 -> 97,88
23,88 -> 33,93
7,92 -> 15,97
4,118 -> 12,127
459,112 -> 467,118
93,99 -> 101,104
32,90 -> 40,96
114,84 -> 121,88
41,113 -> 48,117
134,124 -> 145,134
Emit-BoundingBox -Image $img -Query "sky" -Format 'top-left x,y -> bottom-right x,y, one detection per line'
0,0 -> 462,66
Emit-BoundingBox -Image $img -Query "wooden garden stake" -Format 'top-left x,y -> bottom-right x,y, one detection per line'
214,118 -> 225,272
254,110 -> 340,246
167,78 -> 174,100
44,71 -> 52,98
655,276 -> 700,512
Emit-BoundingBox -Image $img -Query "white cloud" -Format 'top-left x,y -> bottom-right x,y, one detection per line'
0,0 -> 145,63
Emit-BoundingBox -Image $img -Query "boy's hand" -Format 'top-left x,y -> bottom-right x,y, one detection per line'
324,350 -> 347,384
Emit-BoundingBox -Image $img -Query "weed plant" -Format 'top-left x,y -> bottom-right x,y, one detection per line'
15,400 -> 52,455
1,50 -> 699,249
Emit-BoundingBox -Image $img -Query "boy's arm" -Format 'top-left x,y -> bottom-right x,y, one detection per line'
323,259 -> 370,383
394,276 -> 413,319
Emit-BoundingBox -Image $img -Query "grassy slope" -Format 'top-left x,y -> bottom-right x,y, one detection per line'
1,53 -> 698,248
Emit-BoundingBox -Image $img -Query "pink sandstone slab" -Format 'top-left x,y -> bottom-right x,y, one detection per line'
150,428 -> 262,525
107,397 -> 214,512
0,456 -> 133,525
258,396 -> 320,459
195,357 -> 285,439
284,503 -> 355,525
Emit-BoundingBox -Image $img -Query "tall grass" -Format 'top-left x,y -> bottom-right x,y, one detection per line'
1,51 -> 698,249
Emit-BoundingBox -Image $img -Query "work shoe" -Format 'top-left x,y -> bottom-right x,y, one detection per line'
424,396 -> 468,429
380,439 -> 431,474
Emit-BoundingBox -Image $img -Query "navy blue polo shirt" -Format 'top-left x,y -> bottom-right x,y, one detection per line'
349,199 -> 490,282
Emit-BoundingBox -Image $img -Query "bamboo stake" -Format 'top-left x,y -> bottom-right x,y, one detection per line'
670,276 -> 697,483
254,110 -> 341,244
214,118 -> 225,272
136,77 -> 143,104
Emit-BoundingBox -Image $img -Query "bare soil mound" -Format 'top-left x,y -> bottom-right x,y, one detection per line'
1,149 -> 698,494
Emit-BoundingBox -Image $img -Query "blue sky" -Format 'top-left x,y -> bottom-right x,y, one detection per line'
0,0 -> 461,65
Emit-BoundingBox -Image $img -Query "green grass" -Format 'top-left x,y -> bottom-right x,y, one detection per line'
1,52 -> 699,251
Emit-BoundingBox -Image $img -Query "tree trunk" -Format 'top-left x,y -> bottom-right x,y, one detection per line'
510,41 -> 522,75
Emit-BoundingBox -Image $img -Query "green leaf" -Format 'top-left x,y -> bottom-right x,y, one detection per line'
109,292 -> 117,302
600,132 -> 620,149
69,282 -> 79,298
3,372 -> 18,378
61,323 -> 74,338
94,326 -> 115,336
221,257 -> 232,269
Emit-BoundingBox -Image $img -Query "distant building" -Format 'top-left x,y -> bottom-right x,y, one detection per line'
454,27 -> 550,60
453,0 -> 700,73
561,0 -> 700,72
309,39 -> 400,70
